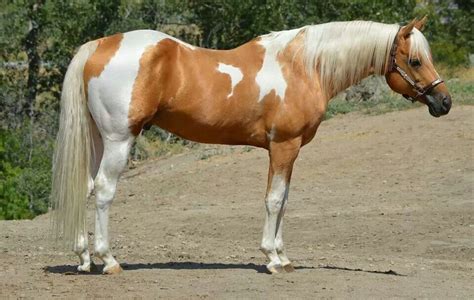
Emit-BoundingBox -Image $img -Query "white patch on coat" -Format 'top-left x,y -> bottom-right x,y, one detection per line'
255,29 -> 299,102
217,63 -> 243,98
87,30 -> 175,140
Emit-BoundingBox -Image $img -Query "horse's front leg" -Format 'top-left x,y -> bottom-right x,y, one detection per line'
260,138 -> 301,274
274,190 -> 294,272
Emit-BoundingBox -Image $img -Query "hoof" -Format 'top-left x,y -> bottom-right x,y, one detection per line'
267,264 -> 283,274
77,263 -> 90,273
103,263 -> 122,275
282,263 -> 295,273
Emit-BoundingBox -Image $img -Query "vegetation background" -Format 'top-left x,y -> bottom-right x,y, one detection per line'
0,0 -> 472,220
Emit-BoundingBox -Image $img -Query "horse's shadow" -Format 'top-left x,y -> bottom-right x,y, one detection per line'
44,261 -> 405,276
44,261 -> 281,275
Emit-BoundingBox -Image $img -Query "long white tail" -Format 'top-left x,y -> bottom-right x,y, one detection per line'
51,41 -> 98,249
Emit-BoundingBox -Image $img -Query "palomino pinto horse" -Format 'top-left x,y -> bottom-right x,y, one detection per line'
51,18 -> 451,274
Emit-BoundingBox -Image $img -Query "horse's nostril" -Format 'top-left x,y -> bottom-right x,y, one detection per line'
442,96 -> 451,109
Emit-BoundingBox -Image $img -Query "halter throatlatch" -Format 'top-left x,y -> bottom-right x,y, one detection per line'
387,29 -> 444,103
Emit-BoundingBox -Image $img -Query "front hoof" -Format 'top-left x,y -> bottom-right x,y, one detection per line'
282,263 -> 295,273
267,263 -> 283,274
103,263 -> 122,275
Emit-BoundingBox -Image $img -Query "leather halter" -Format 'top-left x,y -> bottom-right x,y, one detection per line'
387,28 -> 444,103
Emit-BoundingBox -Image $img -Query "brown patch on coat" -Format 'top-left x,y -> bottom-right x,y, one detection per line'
83,33 -> 123,93
129,38 -> 270,145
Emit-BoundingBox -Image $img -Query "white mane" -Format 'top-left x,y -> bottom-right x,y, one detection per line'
302,21 -> 399,97
260,21 -> 432,98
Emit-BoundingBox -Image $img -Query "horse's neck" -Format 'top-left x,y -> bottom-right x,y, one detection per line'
326,67 -> 375,100
319,44 -> 378,100
293,22 -> 396,100
274,38 -> 374,101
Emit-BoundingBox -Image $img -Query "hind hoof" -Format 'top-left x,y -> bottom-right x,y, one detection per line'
103,263 -> 122,275
78,263 -> 90,272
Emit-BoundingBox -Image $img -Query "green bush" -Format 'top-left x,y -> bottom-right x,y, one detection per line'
0,130 -> 31,219
431,41 -> 470,67
0,127 -> 52,220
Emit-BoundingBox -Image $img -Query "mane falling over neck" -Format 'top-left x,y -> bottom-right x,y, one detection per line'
257,21 -> 435,99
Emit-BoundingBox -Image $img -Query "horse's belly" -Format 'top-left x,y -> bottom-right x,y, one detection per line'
153,104 -> 266,146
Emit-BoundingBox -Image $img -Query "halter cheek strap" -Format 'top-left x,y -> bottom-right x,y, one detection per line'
388,28 -> 444,103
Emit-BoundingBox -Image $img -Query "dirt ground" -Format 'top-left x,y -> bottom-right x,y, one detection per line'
1,106 -> 473,299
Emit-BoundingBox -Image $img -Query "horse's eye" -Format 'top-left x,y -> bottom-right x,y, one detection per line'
409,59 -> 421,68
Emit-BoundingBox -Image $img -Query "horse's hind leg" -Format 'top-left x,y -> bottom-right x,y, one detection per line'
74,121 -> 103,272
93,136 -> 133,274
73,177 -> 93,271
260,138 -> 300,274
74,225 -> 91,272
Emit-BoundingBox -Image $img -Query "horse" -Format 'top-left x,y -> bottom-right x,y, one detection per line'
51,17 -> 451,275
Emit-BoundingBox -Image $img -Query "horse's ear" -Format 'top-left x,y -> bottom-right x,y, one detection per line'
415,15 -> 428,31
399,18 -> 417,38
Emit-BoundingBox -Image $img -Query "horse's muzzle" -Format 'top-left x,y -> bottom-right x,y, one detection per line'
426,93 -> 451,117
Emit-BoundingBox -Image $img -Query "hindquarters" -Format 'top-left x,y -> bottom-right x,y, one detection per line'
84,31 -> 168,139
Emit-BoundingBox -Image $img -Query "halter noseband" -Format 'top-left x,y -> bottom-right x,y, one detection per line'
387,28 -> 444,103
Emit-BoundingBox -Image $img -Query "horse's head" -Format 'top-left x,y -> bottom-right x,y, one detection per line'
385,17 -> 451,117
